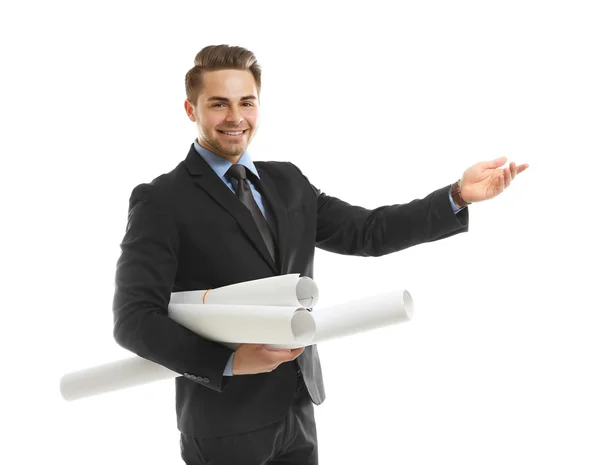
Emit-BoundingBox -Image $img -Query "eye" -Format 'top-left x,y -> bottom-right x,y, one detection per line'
242,101 -> 255,107
211,103 -> 226,108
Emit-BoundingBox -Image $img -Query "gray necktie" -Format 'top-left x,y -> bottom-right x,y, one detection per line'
227,164 -> 276,263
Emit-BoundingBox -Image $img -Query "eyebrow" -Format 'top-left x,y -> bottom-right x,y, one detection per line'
206,95 -> 257,102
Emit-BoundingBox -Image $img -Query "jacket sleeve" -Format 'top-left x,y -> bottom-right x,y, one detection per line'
112,183 -> 234,392
288,162 -> 469,257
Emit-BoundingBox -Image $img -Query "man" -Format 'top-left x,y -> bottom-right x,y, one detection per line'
112,44 -> 528,464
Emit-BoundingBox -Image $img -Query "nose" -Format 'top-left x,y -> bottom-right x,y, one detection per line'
225,107 -> 244,125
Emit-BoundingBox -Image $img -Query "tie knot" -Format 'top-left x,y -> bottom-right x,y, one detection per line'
227,163 -> 248,182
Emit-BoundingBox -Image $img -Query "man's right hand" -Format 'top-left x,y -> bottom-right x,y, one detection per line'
231,344 -> 304,375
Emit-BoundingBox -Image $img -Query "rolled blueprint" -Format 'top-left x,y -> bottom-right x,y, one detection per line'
60,304 -> 317,401
60,288 -> 413,401
169,304 -> 315,347
169,273 -> 319,308
267,289 -> 413,350
61,273 -> 317,402
60,357 -> 179,402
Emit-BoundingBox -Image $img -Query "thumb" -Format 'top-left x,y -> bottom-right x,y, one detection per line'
480,156 -> 507,170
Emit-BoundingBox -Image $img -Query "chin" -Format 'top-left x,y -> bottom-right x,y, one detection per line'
221,147 -> 245,159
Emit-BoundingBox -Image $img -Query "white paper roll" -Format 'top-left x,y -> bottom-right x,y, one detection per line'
267,289 -> 414,349
169,303 -> 316,346
59,304 -> 316,401
169,274 -> 319,308
60,287 -> 413,401
60,357 -> 178,402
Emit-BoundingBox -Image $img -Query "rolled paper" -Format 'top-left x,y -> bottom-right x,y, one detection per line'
168,303 -> 316,346
60,287 -> 413,401
267,289 -> 414,350
60,357 -> 177,402
169,273 -> 319,308
60,304 -> 316,401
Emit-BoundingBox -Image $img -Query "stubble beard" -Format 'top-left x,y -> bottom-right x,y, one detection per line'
201,130 -> 252,160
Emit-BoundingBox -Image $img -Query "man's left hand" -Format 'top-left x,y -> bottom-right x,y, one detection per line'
460,156 -> 529,203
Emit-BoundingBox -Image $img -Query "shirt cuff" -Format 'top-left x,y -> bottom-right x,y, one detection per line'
448,186 -> 463,214
223,352 -> 234,376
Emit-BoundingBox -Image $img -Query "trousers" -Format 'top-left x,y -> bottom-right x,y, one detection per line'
180,370 -> 318,465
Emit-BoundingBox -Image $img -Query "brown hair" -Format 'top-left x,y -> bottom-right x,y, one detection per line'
185,45 -> 262,104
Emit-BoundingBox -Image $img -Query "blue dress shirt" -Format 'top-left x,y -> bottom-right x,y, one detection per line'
192,139 -> 462,376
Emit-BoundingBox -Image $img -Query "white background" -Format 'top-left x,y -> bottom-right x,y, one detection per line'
1,0 -> 599,463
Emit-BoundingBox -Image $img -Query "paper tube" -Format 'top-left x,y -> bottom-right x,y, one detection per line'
60,357 -> 178,402
169,273 -> 319,308
267,289 -> 414,349
169,304 -> 316,347
60,305 -> 316,401
61,274 -> 317,401
60,288 -> 413,401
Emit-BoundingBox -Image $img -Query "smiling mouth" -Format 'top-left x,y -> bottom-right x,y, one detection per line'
218,129 -> 248,136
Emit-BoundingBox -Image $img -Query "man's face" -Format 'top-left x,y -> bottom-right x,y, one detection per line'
185,69 -> 259,162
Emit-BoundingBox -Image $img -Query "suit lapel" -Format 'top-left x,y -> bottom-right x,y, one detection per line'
184,145 -> 278,274
254,166 -> 289,274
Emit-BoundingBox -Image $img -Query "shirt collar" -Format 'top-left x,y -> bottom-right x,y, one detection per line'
193,139 -> 260,180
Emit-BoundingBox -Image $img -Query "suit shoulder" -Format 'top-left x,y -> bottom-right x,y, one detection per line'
256,161 -> 320,198
255,160 -> 306,179
128,162 -> 185,210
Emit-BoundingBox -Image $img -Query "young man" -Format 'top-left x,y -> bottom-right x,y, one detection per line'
112,44 -> 528,464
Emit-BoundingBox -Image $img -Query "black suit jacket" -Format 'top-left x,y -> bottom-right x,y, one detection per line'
112,144 -> 469,437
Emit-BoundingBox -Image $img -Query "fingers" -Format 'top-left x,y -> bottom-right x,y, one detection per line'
234,345 -> 304,375
510,162 -> 529,179
503,167 -> 511,189
264,346 -> 304,363
290,347 -> 305,359
479,158 -> 529,175
280,347 -> 304,360
500,163 -> 514,189
506,161 -> 528,185
480,156 -> 507,169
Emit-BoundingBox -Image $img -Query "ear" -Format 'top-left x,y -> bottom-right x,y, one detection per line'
184,100 -> 196,122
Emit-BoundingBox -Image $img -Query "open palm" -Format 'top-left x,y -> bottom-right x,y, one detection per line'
460,156 -> 529,203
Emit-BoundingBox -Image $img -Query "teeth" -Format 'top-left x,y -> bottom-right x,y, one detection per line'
223,131 -> 243,135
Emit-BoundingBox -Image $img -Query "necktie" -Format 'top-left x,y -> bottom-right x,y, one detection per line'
227,164 -> 277,264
